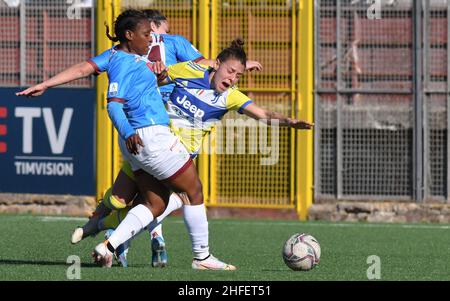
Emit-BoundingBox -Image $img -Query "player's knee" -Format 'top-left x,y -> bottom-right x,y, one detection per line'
155,203 -> 166,217
102,187 -> 127,210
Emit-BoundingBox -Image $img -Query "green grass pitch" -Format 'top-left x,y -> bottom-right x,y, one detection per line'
0,214 -> 449,281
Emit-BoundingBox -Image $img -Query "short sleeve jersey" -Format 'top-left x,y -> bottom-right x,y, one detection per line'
89,47 -> 169,135
166,61 -> 253,154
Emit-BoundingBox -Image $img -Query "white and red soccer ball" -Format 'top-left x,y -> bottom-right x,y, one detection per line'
282,233 -> 321,271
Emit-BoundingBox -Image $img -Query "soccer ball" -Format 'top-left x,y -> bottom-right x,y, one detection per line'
282,233 -> 321,271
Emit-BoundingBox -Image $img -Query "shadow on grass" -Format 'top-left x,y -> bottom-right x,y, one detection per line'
261,269 -> 295,272
0,259 -> 98,267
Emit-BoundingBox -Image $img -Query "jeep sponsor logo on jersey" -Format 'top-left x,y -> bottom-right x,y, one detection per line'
175,95 -> 205,119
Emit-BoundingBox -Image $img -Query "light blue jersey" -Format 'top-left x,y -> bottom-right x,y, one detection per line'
147,34 -> 204,100
89,47 -> 169,140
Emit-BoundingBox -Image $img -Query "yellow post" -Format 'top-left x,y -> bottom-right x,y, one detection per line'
113,0 -> 121,19
198,0 -> 211,203
111,0 -> 122,184
208,0 -> 219,205
193,0 -> 198,47
95,0 -> 115,199
198,0 -> 210,57
210,0 -> 218,60
290,0 -> 297,207
296,0 -> 314,220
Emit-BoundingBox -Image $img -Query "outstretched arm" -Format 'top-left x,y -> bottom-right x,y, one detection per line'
107,101 -> 143,155
16,61 -> 96,97
242,103 -> 313,129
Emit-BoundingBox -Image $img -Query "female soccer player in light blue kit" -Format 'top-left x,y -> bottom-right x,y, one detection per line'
100,9 -> 208,268
17,9 -> 236,270
82,9 -> 226,269
75,10 -> 262,268
99,9 -> 210,267
91,38 -> 313,269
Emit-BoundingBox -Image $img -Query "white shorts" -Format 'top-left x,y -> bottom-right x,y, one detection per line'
119,125 -> 192,181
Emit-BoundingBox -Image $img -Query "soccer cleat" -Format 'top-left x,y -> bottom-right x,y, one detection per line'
92,241 -> 113,268
191,254 -> 236,271
71,227 -> 84,244
151,236 -> 168,268
116,247 -> 128,268
105,229 -> 129,268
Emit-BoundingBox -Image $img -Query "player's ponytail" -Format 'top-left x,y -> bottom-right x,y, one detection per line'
105,9 -> 148,43
105,22 -> 120,42
230,38 -> 245,50
217,38 -> 247,67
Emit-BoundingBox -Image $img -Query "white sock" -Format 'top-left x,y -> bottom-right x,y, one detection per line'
108,204 -> 154,249
148,193 -> 183,237
183,203 -> 209,259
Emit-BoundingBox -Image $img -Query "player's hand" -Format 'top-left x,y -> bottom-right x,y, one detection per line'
246,60 -> 262,72
289,119 -> 314,130
16,83 -> 48,97
153,61 -> 168,82
126,134 -> 144,155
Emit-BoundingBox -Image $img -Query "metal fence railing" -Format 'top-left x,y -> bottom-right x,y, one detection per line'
0,0 -> 94,87
209,0 -> 295,208
424,0 -> 449,201
315,0 -> 450,203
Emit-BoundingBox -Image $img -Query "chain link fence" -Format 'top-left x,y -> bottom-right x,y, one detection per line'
424,0 -> 449,201
0,0 -> 93,88
211,0 -> 295,207
315,0 -> 450,203
121,0 -> 194,41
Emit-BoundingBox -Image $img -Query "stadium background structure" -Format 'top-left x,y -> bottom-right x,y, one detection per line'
2,0 -> 450,220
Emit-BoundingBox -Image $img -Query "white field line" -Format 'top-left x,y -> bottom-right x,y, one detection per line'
0,215 -> 87,222
199,220 -> 450,230
39,216 -> 88,222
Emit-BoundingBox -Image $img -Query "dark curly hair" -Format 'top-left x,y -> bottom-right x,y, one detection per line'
143,9 -> 167,27
105,9 -> 148,43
